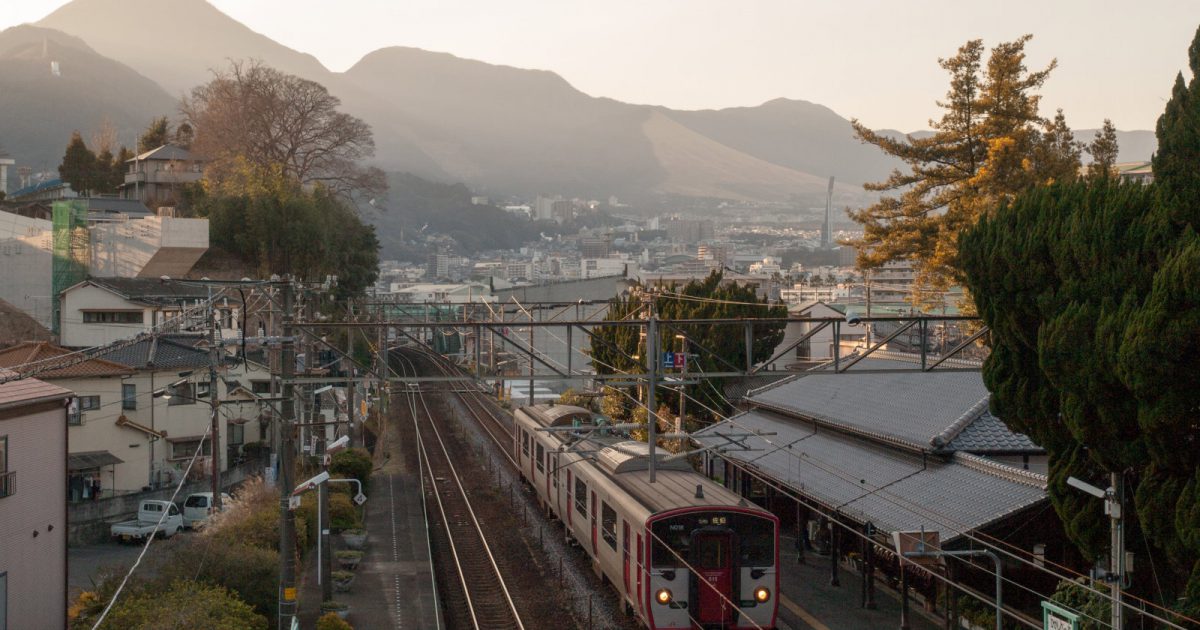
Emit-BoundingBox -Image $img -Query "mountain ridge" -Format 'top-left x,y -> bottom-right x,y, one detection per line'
16,0 -> 1157,205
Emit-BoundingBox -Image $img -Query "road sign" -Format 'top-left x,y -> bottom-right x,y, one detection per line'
288,495 -> 301,511
354,493 -> 367,506
1042,601 -> 1079,630
662,351 -> 675,368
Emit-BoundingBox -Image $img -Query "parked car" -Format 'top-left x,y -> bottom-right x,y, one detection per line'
110,500 -> 182,543
182,492 -> 231,529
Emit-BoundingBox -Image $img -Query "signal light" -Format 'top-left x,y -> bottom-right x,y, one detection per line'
755,587 -> 771,603
655,588 -> 673,605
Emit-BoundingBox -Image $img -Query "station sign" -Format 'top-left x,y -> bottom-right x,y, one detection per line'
662,352 -> 687,369
1042,601 -> 1079,630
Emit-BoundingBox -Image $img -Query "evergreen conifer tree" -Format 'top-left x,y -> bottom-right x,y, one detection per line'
58,131 -> 98,195
1085,119 -> 1120,179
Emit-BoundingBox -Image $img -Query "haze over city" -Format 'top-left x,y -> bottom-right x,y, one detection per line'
4,2 -> 1200,629
3,0 -> 1199,130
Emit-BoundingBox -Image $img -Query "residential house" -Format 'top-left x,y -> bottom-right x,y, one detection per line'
59,278 -> 240,348
0,343 -> 139,499
0,337 -> 252,498
119,144 -> 204,208
0,372 -> 72,629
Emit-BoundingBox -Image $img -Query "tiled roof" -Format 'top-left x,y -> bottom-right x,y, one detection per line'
946,409 -> 1042,454
749,365 -> 991,452
0,342 -> 134,379
695,410 -> 1047,541
0,369 -> 73,410
92,334 -> 213,370
80,278 -> 210,305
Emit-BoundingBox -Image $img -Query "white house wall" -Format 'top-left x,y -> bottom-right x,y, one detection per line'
0,403 -> 67,629
57,371 -> 232,493
63,375 -> 152,494
59,285 -> 155,348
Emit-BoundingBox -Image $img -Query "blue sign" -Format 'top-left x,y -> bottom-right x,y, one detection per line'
662,351 -> 675,368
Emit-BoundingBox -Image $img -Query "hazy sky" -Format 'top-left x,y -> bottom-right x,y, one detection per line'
5,0 -> 1199,131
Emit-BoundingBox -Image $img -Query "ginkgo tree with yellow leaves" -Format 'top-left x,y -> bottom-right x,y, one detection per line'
846,35 -> 1114,307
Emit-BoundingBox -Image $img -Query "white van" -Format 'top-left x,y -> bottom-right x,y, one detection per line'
182,492 -> 232,529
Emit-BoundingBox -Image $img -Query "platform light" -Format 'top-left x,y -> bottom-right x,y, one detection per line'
655,588 -> 672,605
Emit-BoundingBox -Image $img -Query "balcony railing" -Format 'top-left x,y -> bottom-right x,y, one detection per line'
0,470 -> 14,498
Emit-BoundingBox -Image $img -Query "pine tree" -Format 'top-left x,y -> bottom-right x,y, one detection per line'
1085,119 -> 1119,179
112,146 -> 133,190
58,131 -> 98,196
1036,109 -> 1083,183
138,116 -> 171,153
847,36 -> 1079,306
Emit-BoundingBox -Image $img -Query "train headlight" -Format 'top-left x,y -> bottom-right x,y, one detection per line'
655,588 -> 673,605
754,586 -> 771,603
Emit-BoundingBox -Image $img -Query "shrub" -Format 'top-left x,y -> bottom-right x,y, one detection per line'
330,448 -> 372,491
317,612 -> 354,630
79,580 -> 266,630
329,492 -> 361,530
159,538 -> 279,620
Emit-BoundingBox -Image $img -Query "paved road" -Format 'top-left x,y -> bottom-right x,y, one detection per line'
67,542 -> 147,601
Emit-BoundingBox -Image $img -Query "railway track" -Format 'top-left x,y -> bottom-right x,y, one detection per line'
393,349 -> 525,630
417,349 -> 518,467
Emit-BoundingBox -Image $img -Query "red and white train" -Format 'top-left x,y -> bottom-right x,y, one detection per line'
514,404 -> 779,629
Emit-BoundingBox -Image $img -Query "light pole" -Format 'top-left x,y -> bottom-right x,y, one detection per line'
1068,475 -> 1124,630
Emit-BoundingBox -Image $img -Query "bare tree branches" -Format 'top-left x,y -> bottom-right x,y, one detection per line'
182,60 -> 385,198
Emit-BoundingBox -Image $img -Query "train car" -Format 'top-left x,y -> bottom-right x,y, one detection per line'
514,404 -> 779,630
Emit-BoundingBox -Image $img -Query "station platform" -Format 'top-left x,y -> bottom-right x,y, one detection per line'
776,535 -> 941,630
298,470 -> 440,629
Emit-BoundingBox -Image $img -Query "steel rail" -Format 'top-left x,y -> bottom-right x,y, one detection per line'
395,350 -> 525,630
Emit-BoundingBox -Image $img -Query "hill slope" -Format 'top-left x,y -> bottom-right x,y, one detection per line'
0,25 -> 177,176
39,0 -> 330,97
28,0 -> 1158,205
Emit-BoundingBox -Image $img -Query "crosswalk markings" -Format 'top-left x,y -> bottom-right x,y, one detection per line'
780,594 -> 833,630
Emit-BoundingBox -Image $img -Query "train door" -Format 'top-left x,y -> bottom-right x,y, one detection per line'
590,492 -> 598,555
552,453 -> 559,514
566,471 -> 573,527
622,520 -> 630,595
691,531 -> 735,626
636,533 -> 644,611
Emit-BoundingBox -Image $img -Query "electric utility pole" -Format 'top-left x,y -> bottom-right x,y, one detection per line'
208,289 -> 223,512
1110,471 -> 1124,630
346,303 -> 356,448
646,295 -> 658,484
277,280 -> 298,630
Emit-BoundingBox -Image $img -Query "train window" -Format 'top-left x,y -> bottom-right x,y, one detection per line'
735,515 -> 775,566
536,443 -> 545,472
601,502 -> 617,550
574,478 -> 588,517
522,430 -> 529,456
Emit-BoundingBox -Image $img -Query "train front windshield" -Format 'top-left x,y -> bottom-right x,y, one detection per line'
650,512 -> 775,568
